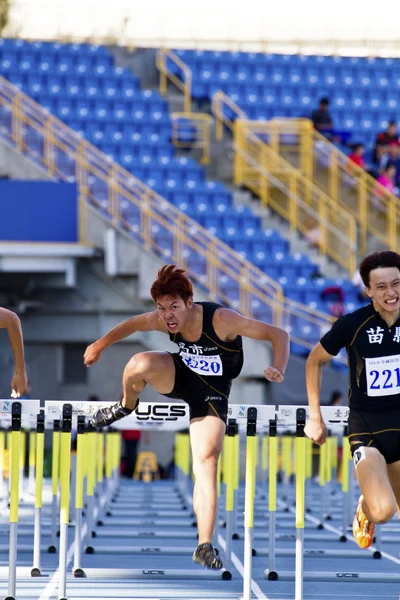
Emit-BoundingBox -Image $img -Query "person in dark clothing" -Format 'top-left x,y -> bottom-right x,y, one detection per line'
305,251 -> 400,551
373,121 -> 400,166
311,97 -> 334,132
83,264 -> 290,570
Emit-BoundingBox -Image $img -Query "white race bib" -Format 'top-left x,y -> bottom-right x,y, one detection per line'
365,354 -> 400,397
180,352 -> 223,376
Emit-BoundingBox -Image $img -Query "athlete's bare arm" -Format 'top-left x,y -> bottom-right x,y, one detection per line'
304,342 -> 335,445
0,307 -> 27,396
84,311 -> 168,366
213,308 -> 290,382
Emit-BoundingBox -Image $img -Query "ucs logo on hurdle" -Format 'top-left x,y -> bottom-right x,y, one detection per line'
136,404 -> 186,421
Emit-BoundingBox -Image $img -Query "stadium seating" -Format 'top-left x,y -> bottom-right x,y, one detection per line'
0,39 -> 365,354
172,49 -> 400,145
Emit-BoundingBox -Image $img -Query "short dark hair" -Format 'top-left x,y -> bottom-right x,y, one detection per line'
389,119 -> 396,126
319,97 -> 329,106
359,251 -> 400,287
150,264 -> 193,304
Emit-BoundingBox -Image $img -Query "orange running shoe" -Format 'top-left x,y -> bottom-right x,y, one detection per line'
352,495 -> 374,549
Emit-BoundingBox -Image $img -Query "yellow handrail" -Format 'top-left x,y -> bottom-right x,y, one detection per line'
156,48 -> 192,113
212,91 -> 247,141
0,76 -> 346,362
261,118 -> 400,254
171,112 -> 212,164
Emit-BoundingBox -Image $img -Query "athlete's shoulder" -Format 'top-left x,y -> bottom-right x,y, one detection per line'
345,303 -> 375,326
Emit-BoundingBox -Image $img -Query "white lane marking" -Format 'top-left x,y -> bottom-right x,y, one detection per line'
183,490 -> 269,600
217,533 -> 269,600
277,497 -> 400,566
38,522 -> 87,600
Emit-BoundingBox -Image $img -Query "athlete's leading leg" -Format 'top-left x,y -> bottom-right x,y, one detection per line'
352,445 -> 397,547
190,414 -> 225,568
386,459 -> 400,518
91,351 -> 176,427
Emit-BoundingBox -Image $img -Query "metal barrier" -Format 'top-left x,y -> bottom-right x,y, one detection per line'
0,76 -> 347,361
156,48 -> 192,113
259,118 -> 400,255
212,91 -> 247,141
171,112 -> 212,164
233,119 -> 357,277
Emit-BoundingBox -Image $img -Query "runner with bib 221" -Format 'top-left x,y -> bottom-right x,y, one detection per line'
304,251 -> 400,549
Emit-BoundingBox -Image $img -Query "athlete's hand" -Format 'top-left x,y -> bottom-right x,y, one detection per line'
264,367 -> 284,383
304,417 -> 327,445
11,368 -> 28,398
84,342 -> 103,367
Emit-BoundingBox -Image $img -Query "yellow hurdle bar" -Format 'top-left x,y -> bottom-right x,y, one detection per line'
60,428 -> 72,526
35,428 -> 44,510
269,434 -> 277,514
10,429 -> 21,524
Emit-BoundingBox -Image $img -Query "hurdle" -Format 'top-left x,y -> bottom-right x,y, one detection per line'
43,400 -> 232,590
262,406 -> 400,598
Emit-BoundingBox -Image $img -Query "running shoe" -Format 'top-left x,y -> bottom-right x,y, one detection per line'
352,494 -> 374,549
90,400 -> 133,429
192,543 -> 223,569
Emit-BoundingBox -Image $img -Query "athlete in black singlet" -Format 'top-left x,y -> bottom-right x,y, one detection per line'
84,265 -> 290,569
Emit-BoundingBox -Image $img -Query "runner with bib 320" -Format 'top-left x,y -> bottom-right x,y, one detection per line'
83,264 -> 290,570
304,251 -> 400,549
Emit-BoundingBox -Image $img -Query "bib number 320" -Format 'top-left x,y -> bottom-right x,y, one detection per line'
365,355 -> 400,397
180,352 -> 223,376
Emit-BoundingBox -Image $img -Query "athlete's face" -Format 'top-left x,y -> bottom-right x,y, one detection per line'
366,267 -> 400,313
156,295 -> 192,333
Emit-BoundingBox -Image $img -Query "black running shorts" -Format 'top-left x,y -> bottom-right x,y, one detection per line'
163,353 -> 230,423
348,408 -> 400,464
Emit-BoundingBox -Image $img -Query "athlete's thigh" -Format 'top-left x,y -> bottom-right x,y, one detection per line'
355,446 -> 395,507
387,460 -> 400,509
189,415 -> 226,464
131,351 -> 176,395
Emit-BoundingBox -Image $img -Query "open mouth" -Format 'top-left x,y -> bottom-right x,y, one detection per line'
167,322 -> 178,330
385,298 -> 399,307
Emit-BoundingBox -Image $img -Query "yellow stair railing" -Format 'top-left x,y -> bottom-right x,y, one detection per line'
212,92 -> 357,276
259,118 -> 400,255
0,76 -> 346,362
156,49 -> 192,113
171,112 -> 212,164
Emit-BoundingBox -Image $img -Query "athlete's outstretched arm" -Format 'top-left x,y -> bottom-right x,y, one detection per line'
0,308 -> 27,397
215,308 -> 290,382
84,311 -> 167,366
304,342 -> 334,445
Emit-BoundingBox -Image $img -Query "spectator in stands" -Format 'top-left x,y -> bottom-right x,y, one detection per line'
373,120 -> 400,166
376,164 -> 397,196
328,390 -> 343,406
380,141 -> 400,184
321,285 -> 346,317
352,270 -> 369,301
348,144 -> 365,169
311,97 -> 334,133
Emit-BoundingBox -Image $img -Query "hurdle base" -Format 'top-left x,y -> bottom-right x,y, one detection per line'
31,567 -> 41,577
275,571 -> 400,582
373,551 -> 382,559
85,546 -> 94,554
80,567 -> 231,580
73,567 -> 87,578
48,545 -> 57,553
265,569 -> 278,581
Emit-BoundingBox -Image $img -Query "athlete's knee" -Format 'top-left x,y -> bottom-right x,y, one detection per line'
193,453 -> 219,479
124,353 -> 153,380
366,497 -> 397,524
